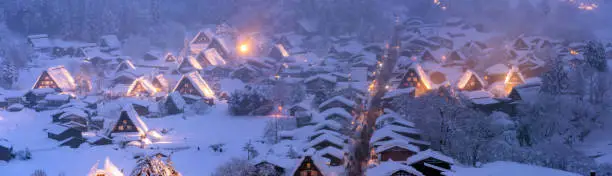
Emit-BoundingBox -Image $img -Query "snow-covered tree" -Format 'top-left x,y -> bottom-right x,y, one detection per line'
540,57 -> 569,95
130,155 -> 179,176
228,87 -> 273,116
0,60 -> 18,89
212,158 -> 256,176
255,163 -> 280,176
584,41 -> 607,72
30,170 -> 47,176
243,140 -> 259,160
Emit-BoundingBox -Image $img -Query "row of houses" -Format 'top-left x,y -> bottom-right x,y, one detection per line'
367,110 -> 455,176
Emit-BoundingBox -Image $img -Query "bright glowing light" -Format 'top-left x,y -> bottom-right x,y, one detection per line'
239,44 -> 249,53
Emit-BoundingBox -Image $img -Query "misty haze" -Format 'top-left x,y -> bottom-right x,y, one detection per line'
0,0 -> 612,176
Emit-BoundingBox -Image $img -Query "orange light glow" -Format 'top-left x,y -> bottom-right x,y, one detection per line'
570,49 -> 579,55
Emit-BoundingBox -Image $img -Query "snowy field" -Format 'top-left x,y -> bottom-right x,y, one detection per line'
454,162 -> 581,176
0,103 -> 271,175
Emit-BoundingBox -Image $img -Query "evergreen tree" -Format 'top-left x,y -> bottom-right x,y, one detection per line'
541,57 -> 569,95
0,60 -> 18,89
584,41 -> 608,72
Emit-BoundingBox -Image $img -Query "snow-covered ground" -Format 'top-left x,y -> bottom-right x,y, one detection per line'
0,103 -> 271,175
454,161 -> 581,176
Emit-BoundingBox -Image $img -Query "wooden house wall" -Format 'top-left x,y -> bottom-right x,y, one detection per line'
0,146 -> 11,161
48,128 -> 82,141
111,112 -> 140,133
312,140 -> 343,150
379,146 -> 417,162
33,71 -> 60,91
293,156 -> 323,176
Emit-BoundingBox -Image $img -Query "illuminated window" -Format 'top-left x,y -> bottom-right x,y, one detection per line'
118,126 -> 124,131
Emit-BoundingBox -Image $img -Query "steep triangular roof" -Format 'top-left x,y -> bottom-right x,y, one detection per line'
399,64 -> 432,90
318,96 -> 356,110
172,71 -> 215,99
513,37 -> 529,50
421,49 -> 438,63
111,105 -> 149,135
177,56 -> 203,73
291,155 -> 324,176
456,70 -> 485,91
198,48 -> 226,66
115,60 -> 136,74
152,74 -> 169,91
269,44 -> 290,60
33,66 -> 77,92
164,53 -> 176,62
505,66 -> 525,85
126,77 -> 157,97
448,50 -> 466,61
190,29 -> 215,45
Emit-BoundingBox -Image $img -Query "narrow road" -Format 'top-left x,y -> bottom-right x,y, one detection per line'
348,25 -> 403,175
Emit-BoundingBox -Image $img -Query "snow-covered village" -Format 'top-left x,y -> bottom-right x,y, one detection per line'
1,0 -> 612,176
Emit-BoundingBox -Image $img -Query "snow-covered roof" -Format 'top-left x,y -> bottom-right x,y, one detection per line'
370,128 -> 430,147
304,74 -> 337,83
59,107 -> 88,119
100,35 -> 121,49
471,97 -> 500,105
335,81 -> 368,94
126,77 -> 157,96
115,60 -> 136,73
46,124 -> 71,135
308,130 -> 345,140
375,140 -> 420,154
0,139 -> 11,148
314,120 -> 343,132
36,66 -> 77,92
297,18 -> 319,33
505,66 -> 525,84
32,88 -> 57,95
211,36 -> 232,55
201,48 -> 226,66
366,161 -> 424,176
113,105 -> 149,135
88,157 -> 124,176
178,56 -> 204,72
167,92 -> 186,110
191,29 -> 215,45
305,133 -> 345,150
318,107 -> 354,121
383,88 -> 416,99
406,149 -> 454,165
485,64 -> 510,75
45,94 -> 70,101
172,71 -> 215,99
28,34 -> 52,49
375,114 -> 416,129
318,96 -> 356,109
153,74 -> 169,90
461,90 -> 493,100
316,146 -> 345,161
456,70 -> 485,90
408,64 -> 432,89
273,44 -> 290,58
